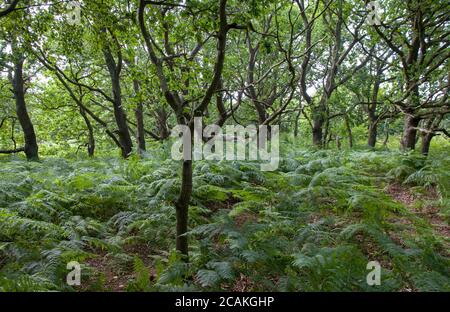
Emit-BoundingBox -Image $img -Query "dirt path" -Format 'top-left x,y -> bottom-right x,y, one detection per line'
386,183 -> 449,251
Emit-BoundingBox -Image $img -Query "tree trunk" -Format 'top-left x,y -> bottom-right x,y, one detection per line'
336,135 -> 341,150
12,55 -> 38,161
175,159 -> 192,259
421,133 -> 433,156
400,114 -> 420,150
112,81 -> 133,158
312,120 -> 323,147
79,107 -> 95,157
133,79 -> 146,152
344,114 -> 353,149
103,45 -> 133,158
312,96 -> 327,147
367,102 -> 378,148
368,121 -> 377,148
293,108 -> 302,137
156,107 -> 170,140
367,60 -> 383,148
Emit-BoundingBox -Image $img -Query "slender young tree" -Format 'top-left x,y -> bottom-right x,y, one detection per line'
138,0 -> 244,258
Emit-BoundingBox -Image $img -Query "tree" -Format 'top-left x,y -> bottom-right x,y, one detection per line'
138,0 -> 246,258
10,42 -> 39,160
100,28 -> 134,158
372,0 -> 450,150
0,5 -> 39,160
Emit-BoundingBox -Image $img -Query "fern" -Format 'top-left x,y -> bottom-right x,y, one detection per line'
1,147 -> 449,291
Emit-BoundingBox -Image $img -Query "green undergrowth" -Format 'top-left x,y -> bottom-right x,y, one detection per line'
0,146 -> 449,291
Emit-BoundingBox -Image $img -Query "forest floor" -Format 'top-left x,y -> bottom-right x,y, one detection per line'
386,183 -> 449,255
0,147 -> 449,291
